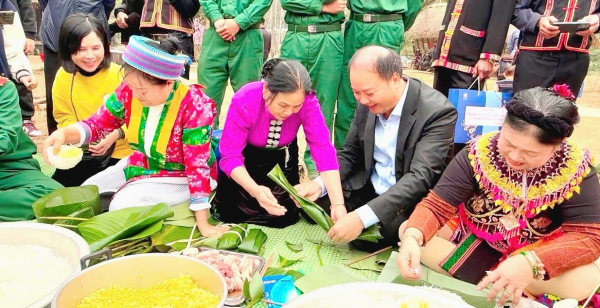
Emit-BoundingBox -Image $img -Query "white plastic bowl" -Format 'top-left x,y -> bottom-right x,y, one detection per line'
283,282 -> 475,308
46,145 -> 83,170
0,222 -> 91,308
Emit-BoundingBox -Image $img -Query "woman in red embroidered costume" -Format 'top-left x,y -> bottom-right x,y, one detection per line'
397,87 -> 600,306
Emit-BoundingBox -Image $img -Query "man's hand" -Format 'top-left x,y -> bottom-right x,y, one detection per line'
327,211 -> 364,243
322,0 -> 347,14
116,12 -> 129,28
537,16 -> 560,39
576,14 -> 600,37
472,59 -> 493,80
24,38 -> 35,55
216,19 -> 240,42
19,75 -> 38,90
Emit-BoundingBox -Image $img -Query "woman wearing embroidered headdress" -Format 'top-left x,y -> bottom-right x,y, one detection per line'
396,86 -> 600,307
212,59 -> 345,228
42,35 -> 229,237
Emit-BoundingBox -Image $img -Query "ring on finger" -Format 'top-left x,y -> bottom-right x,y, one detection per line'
503,289 -> 512,295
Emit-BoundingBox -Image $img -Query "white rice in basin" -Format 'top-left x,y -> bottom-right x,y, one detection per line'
0,244 -> 73,308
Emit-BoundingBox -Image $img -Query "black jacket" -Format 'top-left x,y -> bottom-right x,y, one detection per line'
113,0 -> 143,17
433,0 -> 516,73
9,0 -> 36,39
513,0 -> 600,52
337,78 -> 457,230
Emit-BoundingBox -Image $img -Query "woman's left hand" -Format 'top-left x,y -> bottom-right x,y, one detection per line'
476,254 -> 535,307
88,130 -> 119,156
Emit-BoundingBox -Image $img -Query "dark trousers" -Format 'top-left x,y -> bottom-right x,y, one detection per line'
433,66 -> 477,159
316,182 -> 404,252
212,141 -> 302,228
142,29 -> 194,79
514,50 -> 589,95
433,66 -> 479,97
44,46 -> 60,134
52,157 -> 120,187
14,79 -> 34,120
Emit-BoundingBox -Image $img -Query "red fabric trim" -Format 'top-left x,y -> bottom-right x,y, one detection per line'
459,26 -> 485,37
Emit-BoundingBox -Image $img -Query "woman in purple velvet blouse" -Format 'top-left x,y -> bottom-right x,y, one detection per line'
212,59 -> 346,228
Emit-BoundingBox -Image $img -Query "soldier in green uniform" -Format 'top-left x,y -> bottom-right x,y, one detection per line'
199,0 -> 272,128
280,0 -> 346,178
0,79 -> 63,221
333,0 -> 423,148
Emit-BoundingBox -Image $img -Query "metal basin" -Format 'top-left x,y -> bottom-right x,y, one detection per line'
52,253 -> 228,308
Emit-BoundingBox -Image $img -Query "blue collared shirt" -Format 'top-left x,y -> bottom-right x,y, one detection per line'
318,78 -> 410,228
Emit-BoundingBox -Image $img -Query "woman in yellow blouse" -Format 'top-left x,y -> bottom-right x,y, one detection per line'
52,14 -> 132,186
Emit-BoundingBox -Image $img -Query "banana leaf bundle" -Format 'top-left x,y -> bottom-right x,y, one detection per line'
217,223 -> 248,250
237,229 -> 268,254
268,165 -> 382,243
33,185 -> 101,227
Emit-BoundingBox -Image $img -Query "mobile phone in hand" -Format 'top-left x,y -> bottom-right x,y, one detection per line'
553,22 -> 591,33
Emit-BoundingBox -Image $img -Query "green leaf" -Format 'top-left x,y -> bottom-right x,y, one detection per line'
268,165 -> 382,243
305,238 -> 351,251
278,254 -> 303,268
356,224 -> 383,243
238,229 -> 267,254
77,203 -> 174,252
341,250 -> 382,272
107,221 -> 164,249
267,165 -> 334,231
33,185 -> 100,224
264,268 -> 305,281
376,248 -> 393,266
294,265 -> 369,294
285,241 -> 303,253
247,273 -> 264,307
243,278 -> 251,301
54,207 -> 95,227
163,216 -> 196,227
150,225 -> 200,247
217,223 -> 248,250
165,202 -> 194,221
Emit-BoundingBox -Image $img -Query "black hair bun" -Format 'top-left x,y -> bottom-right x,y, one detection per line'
261,58 -> 283,80
159,37 -> 180,55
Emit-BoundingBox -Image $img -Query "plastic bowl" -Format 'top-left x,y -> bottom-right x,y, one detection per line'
46,145 -> 83,170
0,222 -> 91,308
283,282 -> 474,308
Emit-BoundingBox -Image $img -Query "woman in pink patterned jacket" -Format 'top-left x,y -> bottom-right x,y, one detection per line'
42,36 -> 229,237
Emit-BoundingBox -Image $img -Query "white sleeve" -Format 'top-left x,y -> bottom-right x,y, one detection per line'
3,12 -> 33,81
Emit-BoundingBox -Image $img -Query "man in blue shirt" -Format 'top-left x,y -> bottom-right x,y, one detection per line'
296,45 -> 457,251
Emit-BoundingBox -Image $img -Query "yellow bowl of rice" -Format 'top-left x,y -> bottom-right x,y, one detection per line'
51,254 -> 228,308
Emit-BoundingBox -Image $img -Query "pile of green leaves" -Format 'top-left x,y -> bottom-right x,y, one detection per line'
268,165 -> 382,243
34,187 -> 268,259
